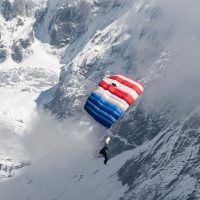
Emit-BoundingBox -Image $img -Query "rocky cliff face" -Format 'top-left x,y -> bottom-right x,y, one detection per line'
0,0 -> 44,63
1,0 -> 26,21
11,31 -> 34,62
34,1 -> 90,47
0,41 -> 7,62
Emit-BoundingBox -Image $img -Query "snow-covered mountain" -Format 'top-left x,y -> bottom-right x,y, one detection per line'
0,0 -> 200,199
0,0 -> 60,180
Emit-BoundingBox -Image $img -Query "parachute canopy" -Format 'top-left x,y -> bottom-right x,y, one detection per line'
84,74 -> 144,128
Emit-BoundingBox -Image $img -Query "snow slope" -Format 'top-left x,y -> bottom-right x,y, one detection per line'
0,116 -> 130,200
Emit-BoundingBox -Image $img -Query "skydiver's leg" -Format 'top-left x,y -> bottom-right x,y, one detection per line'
104,155 -> 109,165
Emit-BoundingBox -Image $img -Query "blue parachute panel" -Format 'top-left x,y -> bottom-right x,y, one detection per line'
84,104 -> 112,128
89,93 -> 122,120
85,100 -> 116,123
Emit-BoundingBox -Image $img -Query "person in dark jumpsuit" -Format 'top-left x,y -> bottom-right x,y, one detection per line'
99,144 -> 109,165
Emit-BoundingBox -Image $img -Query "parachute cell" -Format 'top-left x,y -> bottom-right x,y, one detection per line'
84,74 -> 144,128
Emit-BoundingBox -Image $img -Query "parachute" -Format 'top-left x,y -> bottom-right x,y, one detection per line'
84,74 -> 144,128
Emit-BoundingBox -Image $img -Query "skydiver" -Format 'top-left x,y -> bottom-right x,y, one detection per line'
99,136 -> 110,165
99,144 -> 109,165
